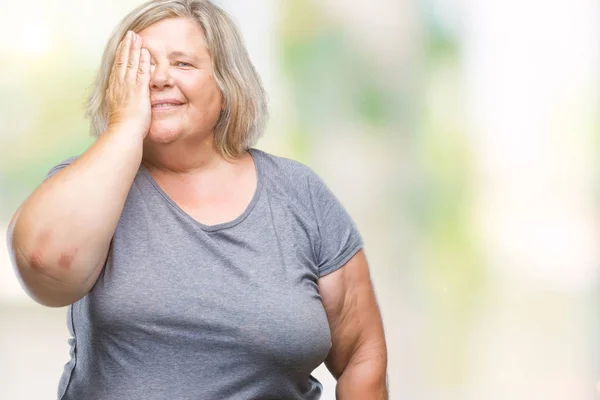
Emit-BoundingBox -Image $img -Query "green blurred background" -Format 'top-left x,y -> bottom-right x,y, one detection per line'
1,0 -> 599,399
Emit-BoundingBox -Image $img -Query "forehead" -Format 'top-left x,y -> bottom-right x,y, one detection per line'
138,17 -> 208,57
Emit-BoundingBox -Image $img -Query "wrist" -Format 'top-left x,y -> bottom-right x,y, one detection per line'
105,122 -> 148,143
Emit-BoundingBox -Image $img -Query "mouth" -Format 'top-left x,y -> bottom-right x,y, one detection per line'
151,103 -> 185,111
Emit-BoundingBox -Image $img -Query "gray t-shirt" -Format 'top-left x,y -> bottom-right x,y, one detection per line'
47,147 -> 364,400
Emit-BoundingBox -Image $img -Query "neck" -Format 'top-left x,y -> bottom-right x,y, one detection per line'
141,134 -> 228,176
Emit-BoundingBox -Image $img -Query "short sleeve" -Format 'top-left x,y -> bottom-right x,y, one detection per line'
44,156 -> 79,181
307,170 -> 364,277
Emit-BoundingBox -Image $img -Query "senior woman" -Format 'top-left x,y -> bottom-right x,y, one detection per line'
7,1 -> 387,399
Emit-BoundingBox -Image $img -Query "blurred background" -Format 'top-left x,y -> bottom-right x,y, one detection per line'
1,0 -> 599,398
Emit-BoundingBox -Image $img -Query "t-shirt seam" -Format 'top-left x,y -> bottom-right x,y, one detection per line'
318,239 -> 364,277
261,182 -> 321,269
59,302 -> 78,399
140,167 -> 263,233
131,179 -> 165,233
306,174 -> 323,266
46,163 -> 72,180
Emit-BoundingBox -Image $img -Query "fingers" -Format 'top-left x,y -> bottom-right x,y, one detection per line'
108,41 -> 121,88
115,31 -> 133,82
125,32 -> 142,82
108,31 -> 149,90
137,48 -> 151,86
103,30 -> 152,135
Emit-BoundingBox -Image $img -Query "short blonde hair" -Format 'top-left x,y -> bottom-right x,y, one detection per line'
86,0 -> 268,158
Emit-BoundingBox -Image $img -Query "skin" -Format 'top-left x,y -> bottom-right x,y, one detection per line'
7,29 -> 151,306
137,18 -> 389,394
8,16 -> 388,395
136,18 -> 256,225
319,249 -> 389,398
140,17 -> 224,168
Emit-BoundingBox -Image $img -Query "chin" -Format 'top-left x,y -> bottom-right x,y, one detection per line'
146,123 -> 185,144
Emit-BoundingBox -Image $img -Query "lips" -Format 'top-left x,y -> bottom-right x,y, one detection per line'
151,99 -> 185,109
152,103 -> 182,109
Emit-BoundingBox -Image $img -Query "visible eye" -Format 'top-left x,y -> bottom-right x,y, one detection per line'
175,61 -> 192,67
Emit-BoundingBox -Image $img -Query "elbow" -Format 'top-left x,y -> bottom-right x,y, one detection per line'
11,254 -> 85,308
8,229 -> 84,308
31,294 -> 76,308
10,221 -> 77,277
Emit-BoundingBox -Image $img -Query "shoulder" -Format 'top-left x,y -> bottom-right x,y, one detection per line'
251,147 -> 318,181
50,155 -> 80,169
251,148 -> 324,198
45,155 -> 80,181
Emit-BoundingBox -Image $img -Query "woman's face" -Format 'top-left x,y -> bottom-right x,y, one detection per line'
138,17 -> 223,144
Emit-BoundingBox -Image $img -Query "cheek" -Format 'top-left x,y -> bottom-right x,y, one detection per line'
184,76 -> 222,109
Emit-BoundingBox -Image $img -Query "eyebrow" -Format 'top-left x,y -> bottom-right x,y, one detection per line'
167,51 -> 197,60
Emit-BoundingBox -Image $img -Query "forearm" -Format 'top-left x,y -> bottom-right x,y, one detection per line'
335,353 -> 388,399
10,126 -> 143,302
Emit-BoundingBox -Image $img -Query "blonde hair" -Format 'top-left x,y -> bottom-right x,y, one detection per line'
86,0 -> 268,158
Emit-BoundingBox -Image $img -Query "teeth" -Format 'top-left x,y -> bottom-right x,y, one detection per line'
153,103 -> 180,108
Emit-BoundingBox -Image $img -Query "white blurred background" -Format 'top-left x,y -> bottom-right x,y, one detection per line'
1,0 -> 599,399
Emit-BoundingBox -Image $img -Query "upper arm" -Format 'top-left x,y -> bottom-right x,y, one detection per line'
7,202 -> 90,307
7,155 -> 75,238
6,156 -> 99,307
318,248 -> 387,379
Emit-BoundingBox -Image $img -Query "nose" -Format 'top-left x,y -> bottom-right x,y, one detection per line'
149,62 -> 174,90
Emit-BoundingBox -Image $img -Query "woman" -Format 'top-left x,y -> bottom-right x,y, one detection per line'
7,1 -> 388,398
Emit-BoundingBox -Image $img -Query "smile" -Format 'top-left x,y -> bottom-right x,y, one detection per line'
152,103 -> 184,110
